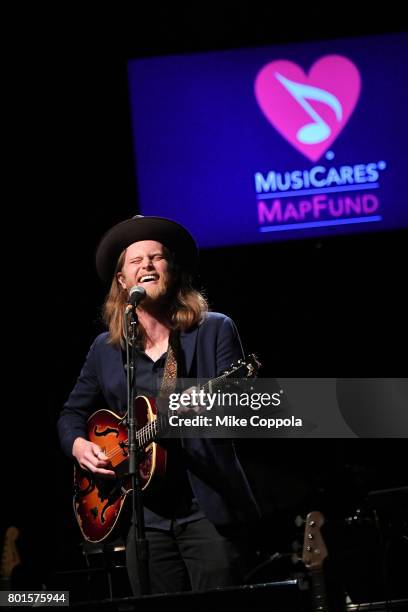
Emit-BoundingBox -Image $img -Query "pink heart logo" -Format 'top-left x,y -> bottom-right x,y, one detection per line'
254,55 -> 361,162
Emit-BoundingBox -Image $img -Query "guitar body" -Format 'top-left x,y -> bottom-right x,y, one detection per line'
73,397 -> 166,543
72,354 -> 261,543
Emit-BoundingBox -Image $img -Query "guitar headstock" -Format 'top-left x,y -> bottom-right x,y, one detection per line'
1,526 -> 21,579
302,511 -> 328,571
224,353 -> 262,379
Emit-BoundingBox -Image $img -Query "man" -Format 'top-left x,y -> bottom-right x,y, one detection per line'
58,215 -> 260,595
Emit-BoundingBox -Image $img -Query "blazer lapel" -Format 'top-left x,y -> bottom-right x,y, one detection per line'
179,326 -> 199,377
111,344 -> 128,405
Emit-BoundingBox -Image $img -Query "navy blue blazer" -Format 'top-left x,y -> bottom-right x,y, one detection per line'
58,312 -> 260,526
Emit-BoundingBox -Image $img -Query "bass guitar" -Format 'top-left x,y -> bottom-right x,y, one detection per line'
302,511 -> 329,612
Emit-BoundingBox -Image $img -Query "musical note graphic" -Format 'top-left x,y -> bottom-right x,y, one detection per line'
274,72 -> 343,145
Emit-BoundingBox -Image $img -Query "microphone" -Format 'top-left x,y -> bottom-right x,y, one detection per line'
128,285 -> 146,307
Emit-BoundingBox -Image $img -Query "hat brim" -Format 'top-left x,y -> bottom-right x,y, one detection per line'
95,216 -> 198,283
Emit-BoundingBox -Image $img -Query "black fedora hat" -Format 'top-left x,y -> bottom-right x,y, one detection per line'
95,215 -> 198,283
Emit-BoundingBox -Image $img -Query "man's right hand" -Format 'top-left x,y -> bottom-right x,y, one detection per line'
72,437 -> 116,478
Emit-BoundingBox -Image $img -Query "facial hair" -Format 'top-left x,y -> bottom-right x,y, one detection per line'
138,270 -> 173,312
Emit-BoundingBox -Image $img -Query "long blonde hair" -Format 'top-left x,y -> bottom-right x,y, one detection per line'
102,249 -> 208,347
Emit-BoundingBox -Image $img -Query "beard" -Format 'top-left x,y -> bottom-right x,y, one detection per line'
138,272 -> 174,311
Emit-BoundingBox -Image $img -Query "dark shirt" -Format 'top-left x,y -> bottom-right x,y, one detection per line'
131,347 -> 205,529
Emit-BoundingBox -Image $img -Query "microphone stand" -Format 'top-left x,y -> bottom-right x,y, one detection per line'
125,304 -> 150,595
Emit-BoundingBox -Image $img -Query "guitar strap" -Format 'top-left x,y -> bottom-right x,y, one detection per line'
159,331 -> 179,397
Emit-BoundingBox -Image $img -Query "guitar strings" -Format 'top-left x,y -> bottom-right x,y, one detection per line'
99,371 -> 240,462
102,419 -> 159,461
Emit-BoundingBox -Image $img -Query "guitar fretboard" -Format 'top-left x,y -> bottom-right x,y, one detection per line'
310,570 -> 328,612
136,372 -> 231,446
135,355 -> 260,447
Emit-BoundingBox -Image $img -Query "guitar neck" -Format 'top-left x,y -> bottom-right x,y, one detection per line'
136,354 -> 260,447
137,373 -> 233,446
201,373 -> 228,395
309,569 -> 328,612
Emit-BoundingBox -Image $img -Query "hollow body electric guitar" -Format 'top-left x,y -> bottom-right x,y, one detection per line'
74,354 -> 260,543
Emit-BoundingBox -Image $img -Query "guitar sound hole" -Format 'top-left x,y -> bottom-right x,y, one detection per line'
90,507 -> 98,520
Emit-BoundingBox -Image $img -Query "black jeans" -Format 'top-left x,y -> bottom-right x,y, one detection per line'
126,518 -> 249,596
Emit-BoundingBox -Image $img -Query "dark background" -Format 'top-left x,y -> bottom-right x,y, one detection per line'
5,6 -> 407,602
